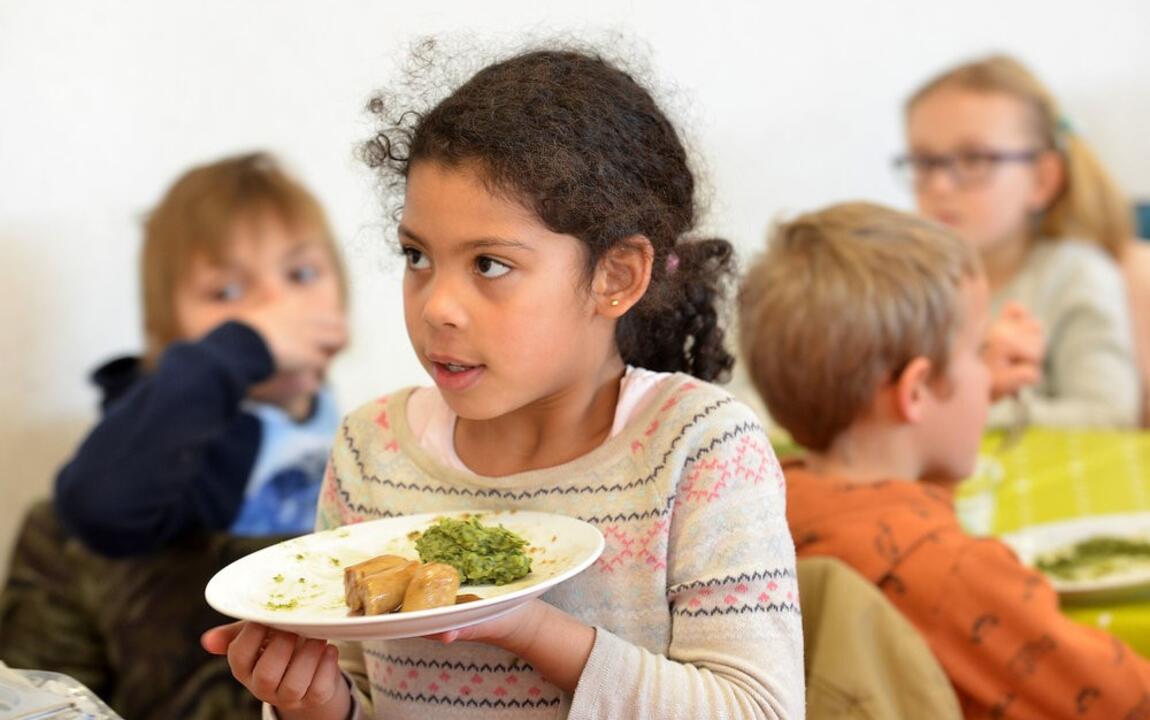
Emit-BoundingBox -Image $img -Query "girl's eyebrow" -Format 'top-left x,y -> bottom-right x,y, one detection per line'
398,225 -> 533,252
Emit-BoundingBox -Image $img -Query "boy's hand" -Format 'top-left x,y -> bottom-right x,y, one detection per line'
984,302 -> 1044,402
239,298 -> 348,374
202,622 -> 351,720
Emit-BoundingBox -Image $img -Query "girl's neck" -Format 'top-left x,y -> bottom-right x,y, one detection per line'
981,231 -> 1032,295
453,357 -> 627,477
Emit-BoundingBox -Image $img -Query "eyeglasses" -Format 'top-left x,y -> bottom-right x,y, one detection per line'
892,149 -> 1041,190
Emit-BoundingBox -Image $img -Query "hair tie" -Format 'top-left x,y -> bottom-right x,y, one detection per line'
665,252 -> 680,275
1053,116 -> 1074,152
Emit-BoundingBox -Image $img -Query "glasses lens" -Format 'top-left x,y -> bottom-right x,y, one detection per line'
892,155 -> 917,188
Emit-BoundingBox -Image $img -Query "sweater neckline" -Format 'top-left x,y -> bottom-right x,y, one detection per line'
388,373 -> 696,491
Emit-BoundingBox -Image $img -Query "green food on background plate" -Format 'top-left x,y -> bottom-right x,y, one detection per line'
1036,536 -> 1150,581
415,516 -> 531,585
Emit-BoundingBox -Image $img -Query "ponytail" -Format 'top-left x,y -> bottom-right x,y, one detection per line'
1044,130 -> 1133,258
617,237 -> 736,383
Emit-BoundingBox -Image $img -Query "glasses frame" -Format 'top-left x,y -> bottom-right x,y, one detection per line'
892,148 -> 1042,190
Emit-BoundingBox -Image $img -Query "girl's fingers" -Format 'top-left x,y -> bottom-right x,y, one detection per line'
277,638 -> 330,705
228,623 -> 274,682
201,621 -> 246,655
249,630 -> 300,698
423,629 -> 461,643
303,645 -> 344,706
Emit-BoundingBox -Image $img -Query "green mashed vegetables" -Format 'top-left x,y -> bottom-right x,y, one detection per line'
1036,536 -> 1150,581
415,516 -> 532,585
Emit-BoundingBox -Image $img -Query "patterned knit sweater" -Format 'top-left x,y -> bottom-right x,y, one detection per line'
306,374 -> 804,719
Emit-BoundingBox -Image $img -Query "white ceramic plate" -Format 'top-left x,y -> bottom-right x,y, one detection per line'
1001,512 -> 1150,604
205,510 -> 604,640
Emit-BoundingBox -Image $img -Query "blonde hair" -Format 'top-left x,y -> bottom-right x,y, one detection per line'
908,54 -> 1132,259
738,202 -> 980,452
141,152 -> 346,364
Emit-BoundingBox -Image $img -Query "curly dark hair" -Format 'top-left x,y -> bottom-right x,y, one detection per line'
363,46 -> 735,383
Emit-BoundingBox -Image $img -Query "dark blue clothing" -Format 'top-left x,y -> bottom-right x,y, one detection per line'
55,322 -> 275,558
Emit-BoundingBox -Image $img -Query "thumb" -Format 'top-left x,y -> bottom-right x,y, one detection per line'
202,621 -> 247,655
1001,301 -> 1029,320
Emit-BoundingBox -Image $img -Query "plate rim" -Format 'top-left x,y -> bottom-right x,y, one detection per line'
205,509 -> 606,630
1000,510 -> 1150,594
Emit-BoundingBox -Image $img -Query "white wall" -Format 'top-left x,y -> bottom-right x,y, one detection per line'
3,0 -> 1149,572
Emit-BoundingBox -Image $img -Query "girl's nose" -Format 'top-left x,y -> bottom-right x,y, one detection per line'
918,162 -> 960,197
421,274 -> 466,329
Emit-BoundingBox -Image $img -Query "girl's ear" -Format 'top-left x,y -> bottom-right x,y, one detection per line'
893,356 -> 933,424
592,235 -> 653,317
1029,149 -> 1065,212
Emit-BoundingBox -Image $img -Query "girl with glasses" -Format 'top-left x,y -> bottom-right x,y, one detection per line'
899,54 -> 1140,428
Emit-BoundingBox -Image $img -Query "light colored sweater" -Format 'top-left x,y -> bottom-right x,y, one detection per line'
989,239 -> 1139,428
305,374 -> 804,719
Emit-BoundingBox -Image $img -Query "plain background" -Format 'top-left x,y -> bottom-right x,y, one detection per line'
3,0 -> 1149,573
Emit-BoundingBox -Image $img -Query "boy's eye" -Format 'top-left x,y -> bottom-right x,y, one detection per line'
475,256 -> 511,279
289,264 -> 319,284
212,282 -> 244,302
403,247 -> 430,270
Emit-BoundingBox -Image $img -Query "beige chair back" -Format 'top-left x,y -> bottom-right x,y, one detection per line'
798,556 -> 962,720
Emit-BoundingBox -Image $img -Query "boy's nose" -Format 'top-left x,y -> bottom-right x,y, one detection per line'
253,281 -> 286,305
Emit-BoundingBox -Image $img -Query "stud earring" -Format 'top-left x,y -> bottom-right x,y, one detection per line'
609,298 -> 620,307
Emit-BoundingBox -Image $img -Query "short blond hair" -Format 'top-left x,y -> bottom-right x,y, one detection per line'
738,202 -> 980,452
141,152 -> 346,364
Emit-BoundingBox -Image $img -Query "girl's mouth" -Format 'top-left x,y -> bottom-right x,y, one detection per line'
431,361 -> 485,392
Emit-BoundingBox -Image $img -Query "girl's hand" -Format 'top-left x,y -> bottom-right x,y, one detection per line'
984,302 -> 1045,401
201,622 -> 351,720
423,600 -> 595,693
423,598 -> 545,648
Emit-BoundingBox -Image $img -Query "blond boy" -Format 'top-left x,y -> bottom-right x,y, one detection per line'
740,202 -> 1150,718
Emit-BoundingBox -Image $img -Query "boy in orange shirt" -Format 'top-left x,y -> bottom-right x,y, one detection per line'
738,201 -> 1150,719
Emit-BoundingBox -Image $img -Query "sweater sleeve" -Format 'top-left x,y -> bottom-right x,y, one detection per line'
568,404 -> 806,719
990,246 -> 1140,428
54,321 -> 275,557
933,538 -> 1150,718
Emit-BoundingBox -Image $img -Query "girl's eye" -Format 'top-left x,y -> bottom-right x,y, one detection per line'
475,256 -> 511,279
956,151 -> 993,174
403,247 -> 430,270
212,282 -> 244,302
289,264 -> 319,284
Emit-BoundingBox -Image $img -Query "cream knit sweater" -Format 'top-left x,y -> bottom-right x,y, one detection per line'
293,374 -> 804,719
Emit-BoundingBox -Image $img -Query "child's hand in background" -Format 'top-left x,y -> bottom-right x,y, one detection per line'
983,301 -> 1044,401
202,622 -> 351,720
240,298 -> 348,375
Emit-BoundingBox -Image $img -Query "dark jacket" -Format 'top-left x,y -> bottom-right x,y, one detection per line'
55,321 -> 275,557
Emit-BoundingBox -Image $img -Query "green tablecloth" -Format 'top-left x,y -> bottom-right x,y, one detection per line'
957,429 -> 1150,657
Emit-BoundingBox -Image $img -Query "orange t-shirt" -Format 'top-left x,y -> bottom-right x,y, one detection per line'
784,458 -> 1150,719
